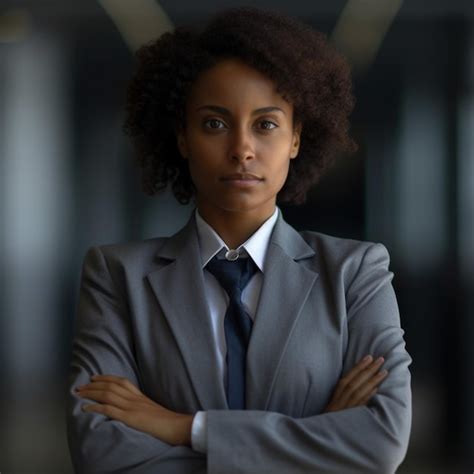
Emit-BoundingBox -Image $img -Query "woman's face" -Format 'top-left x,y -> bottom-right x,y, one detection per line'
177,58 -> 301,221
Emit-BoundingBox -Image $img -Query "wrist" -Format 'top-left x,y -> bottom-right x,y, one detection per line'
177,414 -> 194,447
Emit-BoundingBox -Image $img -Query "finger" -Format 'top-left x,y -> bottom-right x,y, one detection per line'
333,355 -> 372,400
338,357 -> 384,394
344,355 -> 375,383
82,402 -> 129,422
77,384 -> 138,409
353,388 -> 378,408
76,381 -> 137,404
346,370 -> 388,408
335,357 -> 385,407
351,357 -> 386,390
87,375 -> 142,395
331,355 -> 374,401
78,389 -> 129,409
337,362 -> 385,407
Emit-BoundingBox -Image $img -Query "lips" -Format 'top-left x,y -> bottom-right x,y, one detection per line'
221,173 -> 263,181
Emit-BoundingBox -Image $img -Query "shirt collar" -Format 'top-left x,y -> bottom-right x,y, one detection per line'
195,207 -> 279,273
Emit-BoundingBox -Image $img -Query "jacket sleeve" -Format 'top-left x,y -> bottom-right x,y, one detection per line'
205,243 -> 412,474
65,246 -> 206,474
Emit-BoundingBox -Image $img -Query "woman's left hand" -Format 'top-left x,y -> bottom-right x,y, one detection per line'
76,374 -> 194,446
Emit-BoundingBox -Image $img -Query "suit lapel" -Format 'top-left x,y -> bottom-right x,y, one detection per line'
146,214 -> 228,410
146,211 -> 319,412
246,214 -> 319,410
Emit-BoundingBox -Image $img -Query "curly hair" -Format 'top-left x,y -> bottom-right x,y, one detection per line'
123,7 -> 357,205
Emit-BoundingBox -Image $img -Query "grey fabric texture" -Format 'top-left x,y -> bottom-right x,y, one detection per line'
66,211 -> 412,473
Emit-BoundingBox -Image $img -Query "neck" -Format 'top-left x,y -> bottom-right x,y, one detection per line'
197,204 -> 276,249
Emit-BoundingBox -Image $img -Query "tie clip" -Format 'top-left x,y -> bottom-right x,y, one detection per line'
225,249 -> 240,261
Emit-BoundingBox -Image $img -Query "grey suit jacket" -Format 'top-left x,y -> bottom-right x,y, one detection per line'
66,211 -> 412,474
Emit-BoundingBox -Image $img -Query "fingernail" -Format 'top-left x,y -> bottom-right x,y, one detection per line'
380,369 -> 388,376
363,355 -> 372,362
376,357 -> 384,364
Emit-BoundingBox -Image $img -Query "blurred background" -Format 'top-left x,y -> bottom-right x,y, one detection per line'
1,0 -> 473,472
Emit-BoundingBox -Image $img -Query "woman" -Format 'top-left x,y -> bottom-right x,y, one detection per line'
66,7 -> 412,474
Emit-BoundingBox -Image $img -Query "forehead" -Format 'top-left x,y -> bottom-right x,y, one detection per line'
186,58 -> 292,113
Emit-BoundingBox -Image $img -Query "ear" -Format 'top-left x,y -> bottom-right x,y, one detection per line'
176,128 -> 189,159
290,122 -> 302,159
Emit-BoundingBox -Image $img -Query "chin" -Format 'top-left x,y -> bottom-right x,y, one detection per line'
219,197 -> 274,214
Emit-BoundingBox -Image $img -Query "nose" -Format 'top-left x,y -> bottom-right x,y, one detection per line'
227,127 -> 255,163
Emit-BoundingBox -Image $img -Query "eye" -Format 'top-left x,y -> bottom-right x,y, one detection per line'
258,120 -> 278,130
204,118 -> 226,129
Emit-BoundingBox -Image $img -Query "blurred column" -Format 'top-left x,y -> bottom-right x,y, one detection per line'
0,28 -> 7,467
457,30 -> 474,467
394,84 -> 448,272
2,32 -> 72,398
364,80 -> 400,249
366,64 -> 451,460
396,77 -> 455,463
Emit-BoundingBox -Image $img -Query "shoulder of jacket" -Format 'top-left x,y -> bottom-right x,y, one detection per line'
298,229 -> 378,256
83,236 -> 169,269
297,229 -> 390,268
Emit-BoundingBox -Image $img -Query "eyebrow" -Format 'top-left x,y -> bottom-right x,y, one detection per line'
195,105 -> 286,116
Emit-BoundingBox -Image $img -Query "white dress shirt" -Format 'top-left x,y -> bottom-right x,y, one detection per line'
190,207 -> 280,453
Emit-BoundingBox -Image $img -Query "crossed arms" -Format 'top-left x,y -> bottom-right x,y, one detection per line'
66,244 -> 412,474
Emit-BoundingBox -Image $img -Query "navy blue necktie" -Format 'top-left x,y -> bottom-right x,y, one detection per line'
206,255 -> 258,409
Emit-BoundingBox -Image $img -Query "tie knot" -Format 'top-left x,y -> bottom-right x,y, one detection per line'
206,255 -> 258,299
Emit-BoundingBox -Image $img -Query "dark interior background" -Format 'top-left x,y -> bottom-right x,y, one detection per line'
1,0 -> 473,472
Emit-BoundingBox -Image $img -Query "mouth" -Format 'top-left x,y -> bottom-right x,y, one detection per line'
220,173 -> 263,188
220,173 -> 263,181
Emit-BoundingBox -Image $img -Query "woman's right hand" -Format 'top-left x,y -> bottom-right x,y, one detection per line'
324,355 -> 388,413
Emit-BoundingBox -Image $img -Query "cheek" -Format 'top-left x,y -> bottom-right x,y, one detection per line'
188,136 -> 222,165
186,154 -> 218,189
261,144 -> 292,175
268,157 -> 292,192
277,161 -> 291,185
259,134 -> 293,162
